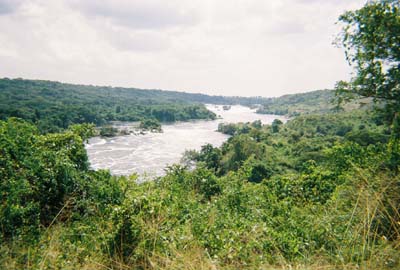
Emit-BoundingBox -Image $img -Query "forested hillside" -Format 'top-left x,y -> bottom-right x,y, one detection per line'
256,89 -> 372,116
0,78 -> 267,133
256,90 -> 334,116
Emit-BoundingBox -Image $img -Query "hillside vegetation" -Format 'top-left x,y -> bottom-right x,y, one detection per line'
1,107 -> 399,269
0,78 -> 267,133
256,90 -> 335,116
256,89 -> 372,117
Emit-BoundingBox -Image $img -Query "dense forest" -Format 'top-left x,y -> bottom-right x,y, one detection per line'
0,78 -> 267,133
1,0 -> 399,269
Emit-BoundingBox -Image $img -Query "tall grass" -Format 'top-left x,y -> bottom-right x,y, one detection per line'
1,160 -> 399,269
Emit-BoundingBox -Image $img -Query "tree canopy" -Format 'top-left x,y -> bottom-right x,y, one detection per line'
336,0 -> 400,121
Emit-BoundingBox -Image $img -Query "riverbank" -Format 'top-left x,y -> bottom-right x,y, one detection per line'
86,105 -> 286,177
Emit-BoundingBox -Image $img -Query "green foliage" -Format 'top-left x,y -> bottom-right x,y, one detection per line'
68,123 -> 96,141
257,89 -> 372,117
1,108 -> 400,269
99,126 -> 118,137
271,119 -> 283,133
257,90 -> 336,116
0,78 -> 219,133
217,122 -> 238,135
221,134 -> 265,172
0,78 -> 276,133
1,68 -> 400,270
336,0 -> 400,123
0,119 -> 122,241
187,167 -> 221,201
387,115 -> 400,171
139,118 -> 162,132
242,157 -> 274,183
195,144 -> 222,173
218,120 -> 264,138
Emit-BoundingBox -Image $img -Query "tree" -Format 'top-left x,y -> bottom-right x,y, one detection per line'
198,144 -> 222,172
271,119 -> 283,133
0,119 -> 94,239
336,0 -> 400,122
336,0 -> 400,168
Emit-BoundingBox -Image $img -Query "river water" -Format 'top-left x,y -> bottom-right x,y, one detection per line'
86,105 -> 285,178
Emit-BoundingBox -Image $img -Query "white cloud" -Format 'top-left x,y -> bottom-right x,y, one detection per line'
0,0 -> 366,97
67,0 -> 202,29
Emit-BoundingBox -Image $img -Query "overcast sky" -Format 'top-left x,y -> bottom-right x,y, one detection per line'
0,0 -> 366,97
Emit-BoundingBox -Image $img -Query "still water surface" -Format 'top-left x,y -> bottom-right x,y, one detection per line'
86,105 -> 285,177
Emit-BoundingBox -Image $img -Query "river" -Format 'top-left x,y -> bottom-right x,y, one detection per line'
86,105 -> 286,178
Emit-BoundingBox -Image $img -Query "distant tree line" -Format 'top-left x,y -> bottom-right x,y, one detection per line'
0,78 -> 271,133
0,79 -> 220,133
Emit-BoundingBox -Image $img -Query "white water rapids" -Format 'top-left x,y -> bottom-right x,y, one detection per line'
86,105 -> 286,178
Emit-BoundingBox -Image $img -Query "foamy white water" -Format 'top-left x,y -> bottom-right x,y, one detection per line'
86,105 -> 286,177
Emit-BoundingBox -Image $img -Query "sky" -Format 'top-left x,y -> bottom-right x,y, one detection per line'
0,0 -> 366,97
